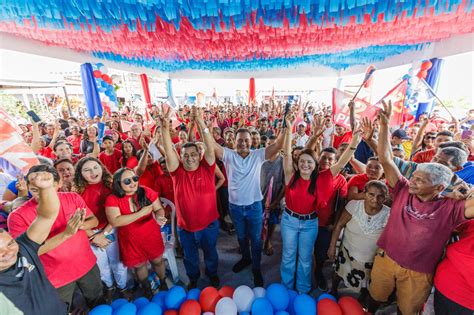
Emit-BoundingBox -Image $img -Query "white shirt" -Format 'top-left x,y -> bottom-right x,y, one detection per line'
322,126 -> 334,148
293,133 -> 309,147
343,200 -> 390,262
222,147 -> 266,206
0,172 -> 14,198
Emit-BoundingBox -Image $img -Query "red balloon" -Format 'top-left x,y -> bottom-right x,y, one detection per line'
417,70 -> 428,79
164,310 -> 178,315
338,296 -> 365,315
106,77 -> 113,84
199,286 -> 221,312
218,286 -> 235,298
420,60 -> 433,70
93,70 -> 102,78
318,298 -> 342,315
179,300 -> 201,315
101,74 -> 110,82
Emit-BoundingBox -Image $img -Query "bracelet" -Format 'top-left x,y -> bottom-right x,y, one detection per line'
203,128 -> 210,134
103,230 -> 112,237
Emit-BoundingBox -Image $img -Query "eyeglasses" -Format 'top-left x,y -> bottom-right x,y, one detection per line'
122,176 -> 139,185
425,136 -> 436,140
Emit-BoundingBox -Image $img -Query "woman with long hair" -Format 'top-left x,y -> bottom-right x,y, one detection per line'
74,157 -> 130,301
281,116 -> 361,294
120,140 -> 139,169
80,126 -> 99,154
105,168 -> 168,298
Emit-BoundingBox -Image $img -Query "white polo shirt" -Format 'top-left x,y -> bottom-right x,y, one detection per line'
222,147 -> 266,206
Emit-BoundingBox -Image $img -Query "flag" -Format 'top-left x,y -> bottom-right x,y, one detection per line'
139,73 -> 152,122
360,65 -> 376,103
271,86 -> 275,99
376,80 -> 409,127
120,120 -> 134,133
332,89 -> 379,129
80,63 -> 103,118
0,109 -> 39,174
248,77 -> 256,105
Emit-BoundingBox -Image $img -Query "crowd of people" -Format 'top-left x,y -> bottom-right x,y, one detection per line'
0,99 -> 473,315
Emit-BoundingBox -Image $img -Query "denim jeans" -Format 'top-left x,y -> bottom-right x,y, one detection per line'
178,220 -> 220,282
280,211 -> 319,294
229,200 -> 263,270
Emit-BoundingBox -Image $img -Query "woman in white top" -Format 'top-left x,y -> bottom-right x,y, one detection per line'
327,180 -> 390,296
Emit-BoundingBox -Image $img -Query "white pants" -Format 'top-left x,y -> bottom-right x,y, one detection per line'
91,231 -> 128,290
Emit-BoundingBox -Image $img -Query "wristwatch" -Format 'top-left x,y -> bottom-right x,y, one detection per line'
103,230 -> 112,237
203,128 -> 210,134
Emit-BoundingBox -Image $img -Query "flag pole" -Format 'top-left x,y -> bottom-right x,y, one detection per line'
350,68 -> 376,102
420,78 -> 455,119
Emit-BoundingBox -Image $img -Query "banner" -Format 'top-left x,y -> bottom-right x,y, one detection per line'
248,78 -> 256,105
332,89 -> 379,129
0,109 -> 39,174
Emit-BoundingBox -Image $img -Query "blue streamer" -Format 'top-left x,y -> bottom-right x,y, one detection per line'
166,79 -> 178,108
80,63 -> 103,118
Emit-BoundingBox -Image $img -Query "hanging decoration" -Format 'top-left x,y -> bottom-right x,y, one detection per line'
91,63 -> 119,114
0,1 -> 471,72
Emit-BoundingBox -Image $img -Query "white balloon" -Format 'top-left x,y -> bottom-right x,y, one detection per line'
100,65 -> 108,74
102,96 -> 110,103
203,313 -> 214,315
232,285 -> 255,312
215,297 -> 237,315
253,287 -> 266,298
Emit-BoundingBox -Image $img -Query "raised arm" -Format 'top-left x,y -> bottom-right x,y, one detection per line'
360,117 -> 378,153
330,132 -> 362,176
135,137 -> 150,176
159,106 -> 180,172
304,115 -> 325,151
31,121 -> 42,153
193,107 -> 215,165
378,101 -> 402,188
26,172 -> 60,244
410,119 -> 429,156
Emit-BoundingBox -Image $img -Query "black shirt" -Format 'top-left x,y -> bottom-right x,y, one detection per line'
0,233 -> 67,315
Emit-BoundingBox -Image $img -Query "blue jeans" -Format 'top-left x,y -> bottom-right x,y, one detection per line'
314,226 -> 332,282
178,220 -> 219,282
280,211 -> 319,294
229,201 -> 263,270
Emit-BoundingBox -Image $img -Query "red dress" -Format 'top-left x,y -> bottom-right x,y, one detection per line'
105,187 -> 164,267
81,182 -> 111,230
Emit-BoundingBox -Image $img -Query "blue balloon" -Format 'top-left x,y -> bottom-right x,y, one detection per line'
187,288 -> 201,301
286,290 -> 298,315
101,80 -> 108,88
152,291 -> 167,309
134,297 -> 149,309
276,311 -> 290,315
111,299 -> 129,310
293,294 -> 316,315
266,283 -> 289,311
137,302 -> 162,315
251,298 -> 274,315
89,304 -> 113,315
240,312 -> 250,315
96,63 -> 104,68
113,302 -> 137,315
317,293 -> 337,302
164,286 -> 186,310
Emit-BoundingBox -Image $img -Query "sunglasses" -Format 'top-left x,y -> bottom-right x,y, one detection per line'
425,136 -> 436,140
122,176 -> 139,185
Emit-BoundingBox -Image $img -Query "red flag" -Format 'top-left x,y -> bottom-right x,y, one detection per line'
332,89 -> 379,129
0,109 -> 39,173
377,80 -> 408,127
140,74 -> 152,122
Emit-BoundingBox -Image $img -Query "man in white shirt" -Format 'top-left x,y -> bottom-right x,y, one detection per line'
293,122 -> 309,147
213,128 -> 286,286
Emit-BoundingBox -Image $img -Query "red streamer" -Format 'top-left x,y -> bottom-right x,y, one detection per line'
248,78 -> 256,104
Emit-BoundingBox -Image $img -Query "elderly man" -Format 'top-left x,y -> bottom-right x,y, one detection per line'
0,171 -> 67,315
213,125 -> 286,286
366,101 -> 474,315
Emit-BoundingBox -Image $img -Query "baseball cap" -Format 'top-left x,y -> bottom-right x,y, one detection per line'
392,129 -> 410,139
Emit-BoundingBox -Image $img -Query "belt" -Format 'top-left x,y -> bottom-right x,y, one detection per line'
285,208 -> 318,220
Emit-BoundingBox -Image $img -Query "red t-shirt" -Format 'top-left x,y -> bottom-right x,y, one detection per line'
377,176 -> 468,274
99,149 -> 123,175
119,156 -> 138,169
7,192 -> 96,288
67,135 -> 82,154
412,148 -> 435,164
285,169 -> 335,215
318,173 -> 348,227
155,173 -> 174,203
127,135 -> 150,151
104,187 -> 164,267
434,221 -> 474,310
38,146 -> 54,159
347,173 -> 370,192
170,159 -> 219,232
139,162 -> 164,189
80,183 -> 111,229
333,131 -> 352,149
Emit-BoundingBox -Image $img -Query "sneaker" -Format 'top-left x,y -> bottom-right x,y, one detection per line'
186,279 -> 198,291
232,258 -> 252,273
253,269 -> 264,287
209,275 -> 220,288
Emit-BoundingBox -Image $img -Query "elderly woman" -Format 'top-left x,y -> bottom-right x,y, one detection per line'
328,180 -> 390,296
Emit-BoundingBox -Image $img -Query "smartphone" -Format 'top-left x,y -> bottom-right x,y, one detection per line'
461,130 -> 472,140
105,233 -> 116,242
26,110 -> 41,123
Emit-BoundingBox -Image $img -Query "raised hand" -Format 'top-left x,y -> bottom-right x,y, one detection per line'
378,100 -> 392,125
285,114 -> 296,129
311,115 -> 325,138
15,175 -> 28,194
360,117 -> 375,141
64,209 -> 86,238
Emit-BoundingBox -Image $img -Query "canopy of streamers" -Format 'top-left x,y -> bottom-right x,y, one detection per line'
0,0 -> 472,72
